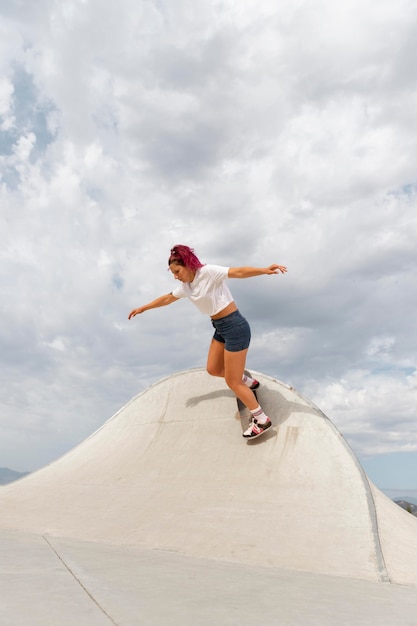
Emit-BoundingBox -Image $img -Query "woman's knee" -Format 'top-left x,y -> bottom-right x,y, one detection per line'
207,363 -> 224,377
224,373 -> 240,392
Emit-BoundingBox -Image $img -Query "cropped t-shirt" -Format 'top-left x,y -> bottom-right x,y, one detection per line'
172,264 -> 233,316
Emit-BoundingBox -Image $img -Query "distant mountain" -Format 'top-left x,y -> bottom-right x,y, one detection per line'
395,500 -> 417,517
397,497 -> 417,505
381,489 -> 417,505
0,467 -> 29,485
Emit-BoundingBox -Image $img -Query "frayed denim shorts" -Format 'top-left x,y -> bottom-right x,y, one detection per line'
211,310 -> 251,352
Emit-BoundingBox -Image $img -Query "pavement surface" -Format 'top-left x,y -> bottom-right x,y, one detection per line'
2,530 -> 417,626
1,368 -> 417,624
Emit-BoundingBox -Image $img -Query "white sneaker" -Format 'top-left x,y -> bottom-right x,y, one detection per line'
243,417 -> 272,439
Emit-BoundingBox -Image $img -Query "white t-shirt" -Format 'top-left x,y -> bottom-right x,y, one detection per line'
172,264 -> 233,316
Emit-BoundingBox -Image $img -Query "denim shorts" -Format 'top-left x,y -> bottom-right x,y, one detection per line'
211,310 -> 251,352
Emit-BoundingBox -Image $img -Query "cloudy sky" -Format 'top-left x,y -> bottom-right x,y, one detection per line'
1,0 -> 416,498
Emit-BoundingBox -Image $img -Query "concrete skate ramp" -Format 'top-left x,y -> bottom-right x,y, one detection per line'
1,368 -> 416,585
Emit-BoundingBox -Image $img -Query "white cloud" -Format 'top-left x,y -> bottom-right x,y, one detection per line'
0,0 -> 417,476
308,368 -> 417,456
0,78 -> 15,129
12,131 -> 36,161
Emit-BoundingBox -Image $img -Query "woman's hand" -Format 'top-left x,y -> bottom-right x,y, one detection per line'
265,264 -> 287,275
128,307 -> 145,319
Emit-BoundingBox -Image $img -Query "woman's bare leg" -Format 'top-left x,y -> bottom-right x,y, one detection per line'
223,348 -> 259,411
206,338 -> 225,378
207,341 -> 259,412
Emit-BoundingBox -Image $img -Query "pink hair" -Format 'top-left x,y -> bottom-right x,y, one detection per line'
168,245 -> 204,270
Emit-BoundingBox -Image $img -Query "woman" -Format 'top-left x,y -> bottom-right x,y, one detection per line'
128,245 -> 287,439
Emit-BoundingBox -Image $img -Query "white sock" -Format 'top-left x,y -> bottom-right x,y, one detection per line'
250,406 -> 269,424
242,373 -> 256,387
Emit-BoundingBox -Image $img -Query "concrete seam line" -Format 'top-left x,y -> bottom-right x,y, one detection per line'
42,535 -> 119,625
350,460 -> 392,583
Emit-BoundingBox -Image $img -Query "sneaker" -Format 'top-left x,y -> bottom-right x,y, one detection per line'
250,379 -> 260,390
243,417 -> 272,439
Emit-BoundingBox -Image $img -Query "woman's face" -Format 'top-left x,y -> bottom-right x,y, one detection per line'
169,262 -> 195,283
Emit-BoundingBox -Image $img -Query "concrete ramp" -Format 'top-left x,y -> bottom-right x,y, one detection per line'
1,368 -> 416,586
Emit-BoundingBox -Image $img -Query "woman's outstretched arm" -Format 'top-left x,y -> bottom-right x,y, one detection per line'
228,265 -> 287,279
128,293 -> 179,319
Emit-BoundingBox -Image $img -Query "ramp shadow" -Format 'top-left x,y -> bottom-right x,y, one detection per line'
260,388 -> 323,428
186,389 -> 235,408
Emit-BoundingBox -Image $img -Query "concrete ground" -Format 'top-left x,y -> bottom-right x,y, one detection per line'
2,530 -> 417,626
1,369 -> 417,624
